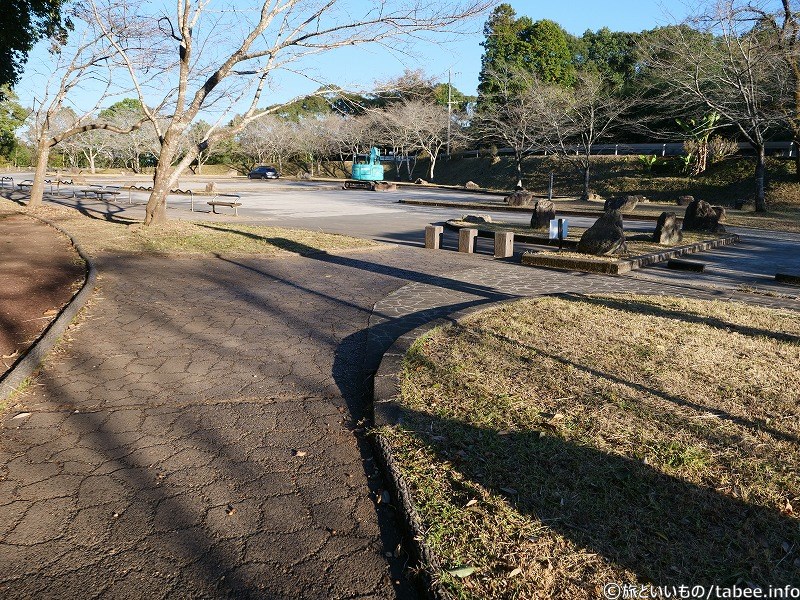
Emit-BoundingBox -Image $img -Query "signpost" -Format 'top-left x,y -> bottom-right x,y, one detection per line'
549,218 -> 568,251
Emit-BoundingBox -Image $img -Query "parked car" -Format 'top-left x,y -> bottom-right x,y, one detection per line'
248,166 -> 279,179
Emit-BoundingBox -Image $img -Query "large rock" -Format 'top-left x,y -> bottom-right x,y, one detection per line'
577,210 -> 627,256
372,181 -> 396,192
604,195 -> 640,213
682,199 -> 726,232
462,214 -> 492,224
465,181 -> 480,190
530,200 -> 556,229
653,212 -> 683,245
677,195 -> 694,206
505,190 -> 537,207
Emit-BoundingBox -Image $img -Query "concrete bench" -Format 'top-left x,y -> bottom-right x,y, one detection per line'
208,200 -> 242,215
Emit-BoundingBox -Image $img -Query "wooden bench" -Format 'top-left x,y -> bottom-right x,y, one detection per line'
208,200 -> 242,215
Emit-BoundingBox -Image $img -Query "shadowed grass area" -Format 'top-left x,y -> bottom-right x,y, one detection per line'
381,294 -> 800,599
0,198 -> 379,256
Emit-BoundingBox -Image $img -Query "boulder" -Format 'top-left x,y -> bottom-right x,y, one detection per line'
677,195 -> 694,206
414,178 -> 428,185
530,200 -> 556,229
462,214 -> 492,224
712,205 -> 727,223
587,193 -> 603,201
372,181 -> 396,192
465,181 -> 481,190
682,199 -> 726,233
505,190 -> 537,207
604,195 -> 640,213
652,212 -> 683,245
299,171 -> 312,180
577,210 -> 627,256
204,181 -> 217,193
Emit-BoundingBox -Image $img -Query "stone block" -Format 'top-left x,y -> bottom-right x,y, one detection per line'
458,228 -> 478,253
494,231 -> 514,258
424,225 -> 443,249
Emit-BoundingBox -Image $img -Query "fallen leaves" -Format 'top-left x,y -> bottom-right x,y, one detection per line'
447,566 -> 476,579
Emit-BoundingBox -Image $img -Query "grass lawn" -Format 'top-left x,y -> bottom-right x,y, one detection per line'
0,198 -> 379,256
381,295 -> 800,599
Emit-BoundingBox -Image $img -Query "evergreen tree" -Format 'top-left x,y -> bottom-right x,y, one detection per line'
0,0 -> 70,94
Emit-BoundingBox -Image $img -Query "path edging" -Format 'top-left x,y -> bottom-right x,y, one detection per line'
370,298 -> 523,600
521,233 -> 741,274
0,214 -> 97,402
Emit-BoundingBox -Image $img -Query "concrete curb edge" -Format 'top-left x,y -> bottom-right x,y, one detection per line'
0,214 -> 97,402
369,298 -> 524,600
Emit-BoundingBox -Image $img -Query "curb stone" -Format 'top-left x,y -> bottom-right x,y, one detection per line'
0,214 -> 97,402
369,298 -> 525,600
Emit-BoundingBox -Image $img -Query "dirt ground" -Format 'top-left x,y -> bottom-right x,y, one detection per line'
0,213 -> 85,378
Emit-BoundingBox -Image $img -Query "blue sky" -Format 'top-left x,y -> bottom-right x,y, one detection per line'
340,0 -> 687,100
15,1 -> 689,115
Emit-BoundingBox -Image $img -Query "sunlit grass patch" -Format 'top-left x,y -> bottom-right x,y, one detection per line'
1,198 -> 378,256
382,295 -> 800,598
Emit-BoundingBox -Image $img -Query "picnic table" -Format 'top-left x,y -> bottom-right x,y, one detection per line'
78,187 -> 122,202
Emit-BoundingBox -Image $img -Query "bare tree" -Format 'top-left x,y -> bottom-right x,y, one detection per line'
374,109 -> 417,180
391,100 -> 461,180
474,67 -> 552,189
541,71 -> 634,200
92,0 -> 490,225
72,125 -> 113,173
744,0 -> 800,180
103,106 -> 158,173
641,1 -> 788,211
23,1 -> 142,207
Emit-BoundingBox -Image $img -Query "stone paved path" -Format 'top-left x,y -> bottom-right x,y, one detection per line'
0,247 -> 485,599
1,197 -> 798,599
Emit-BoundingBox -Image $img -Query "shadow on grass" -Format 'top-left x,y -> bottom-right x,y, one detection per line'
387,293 -> 800,589
396,406 -> 800,587
195,223 -> 335,255
572,294 -> 800,344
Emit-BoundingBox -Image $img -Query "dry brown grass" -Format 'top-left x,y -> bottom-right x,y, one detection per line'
0,198 -> 378,257
383,295 -> 800,598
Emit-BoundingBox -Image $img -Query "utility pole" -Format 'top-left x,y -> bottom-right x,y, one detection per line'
446,69 -> 452,158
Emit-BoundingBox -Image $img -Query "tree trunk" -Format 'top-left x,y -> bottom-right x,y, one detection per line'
145,145 -> 178,225
582,162 -> 590,201
28,142 -> 51,208
754,144 -> 767,213
89,150 -> 96,174
428,153 -> 437,181
515,151 -> 523,189
794,141 -> 800,183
